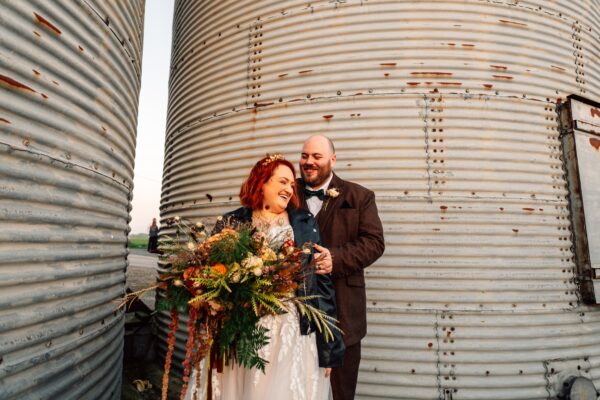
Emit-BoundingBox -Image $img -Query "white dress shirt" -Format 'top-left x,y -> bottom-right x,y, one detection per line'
305,173 -> 333,216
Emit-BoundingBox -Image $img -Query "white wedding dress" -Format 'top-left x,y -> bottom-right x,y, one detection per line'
184,224 -> 330,400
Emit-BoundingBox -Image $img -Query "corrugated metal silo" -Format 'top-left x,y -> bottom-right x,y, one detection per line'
0,1 -> 144,398
162,1 -> 600,398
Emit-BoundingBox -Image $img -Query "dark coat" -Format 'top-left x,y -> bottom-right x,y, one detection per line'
298,173 -> 385,347
215,206 -> 345,368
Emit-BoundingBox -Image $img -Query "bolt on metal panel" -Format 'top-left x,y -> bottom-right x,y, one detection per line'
0,1 -> 144,398
162,0 -> 600,398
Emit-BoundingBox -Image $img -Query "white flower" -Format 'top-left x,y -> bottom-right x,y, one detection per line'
241,254 -> 263,270
231,272 -> 241,283
186,241 -> 195,250
326,188 -> 340,198
216,216 -> 223,222
302,248 -> 311,255
174,216 -> 181,222
253,267 -> 263,276
195,222 -> 204,229
197,231 -> 207,239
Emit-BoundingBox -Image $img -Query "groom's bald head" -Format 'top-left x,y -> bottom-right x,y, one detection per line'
303,135 -> 335,156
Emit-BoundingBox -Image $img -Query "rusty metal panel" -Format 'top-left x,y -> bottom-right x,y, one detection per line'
0,0 -> 144,398
560,96 -> 600,304
163,0 -> 600,398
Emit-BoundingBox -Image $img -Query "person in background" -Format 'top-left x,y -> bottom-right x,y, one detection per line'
147,218 -> 159,253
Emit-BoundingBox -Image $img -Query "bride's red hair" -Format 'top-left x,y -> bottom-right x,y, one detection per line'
240,155 -> 299,210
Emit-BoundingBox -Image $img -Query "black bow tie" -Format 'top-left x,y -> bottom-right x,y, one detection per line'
304,188 -> 325,200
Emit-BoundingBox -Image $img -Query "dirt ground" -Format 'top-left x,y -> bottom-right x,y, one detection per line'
122,250 -> 184,400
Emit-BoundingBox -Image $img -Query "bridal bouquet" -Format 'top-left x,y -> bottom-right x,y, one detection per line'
123,216 -> 337,400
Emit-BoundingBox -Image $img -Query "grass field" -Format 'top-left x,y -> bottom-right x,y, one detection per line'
128,234 -> 148,249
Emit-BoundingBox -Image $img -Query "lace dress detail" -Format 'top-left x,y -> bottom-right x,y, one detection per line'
184,224 -> 330,400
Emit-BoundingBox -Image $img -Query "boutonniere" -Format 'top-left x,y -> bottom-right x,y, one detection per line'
326,188 -> 340,198
323,188 -> 340,211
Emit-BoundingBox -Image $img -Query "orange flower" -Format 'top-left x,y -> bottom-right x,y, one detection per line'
211,263 -> 228,275
183,266 -> 201,280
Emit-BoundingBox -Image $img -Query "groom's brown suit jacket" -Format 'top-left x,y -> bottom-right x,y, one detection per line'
298,173 -> 385,347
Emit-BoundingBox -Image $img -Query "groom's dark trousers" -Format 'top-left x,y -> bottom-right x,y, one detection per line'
331,342 -> 361,399
298,173 -> 385,400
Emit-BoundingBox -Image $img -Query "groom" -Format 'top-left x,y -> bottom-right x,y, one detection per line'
298,135 -> 385,400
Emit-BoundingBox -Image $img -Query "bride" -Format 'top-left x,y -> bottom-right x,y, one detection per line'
185,154 -> 345,400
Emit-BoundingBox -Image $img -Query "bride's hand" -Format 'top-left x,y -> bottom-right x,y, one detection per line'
313,243 -> 332,275
325,368 -> 331,378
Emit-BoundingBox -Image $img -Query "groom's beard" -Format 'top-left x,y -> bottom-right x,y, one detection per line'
301,161 -> 332,188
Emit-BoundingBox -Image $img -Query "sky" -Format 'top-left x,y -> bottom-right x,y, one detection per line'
130,0 -> 174,234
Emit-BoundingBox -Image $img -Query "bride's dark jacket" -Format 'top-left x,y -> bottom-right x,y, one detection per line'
214,206 -> 345,368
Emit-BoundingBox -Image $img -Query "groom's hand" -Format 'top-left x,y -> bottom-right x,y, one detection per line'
313,244 -> 332,275
325,368 -> 331,378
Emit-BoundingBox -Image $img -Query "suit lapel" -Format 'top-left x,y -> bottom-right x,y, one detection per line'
315,173 -> 343,230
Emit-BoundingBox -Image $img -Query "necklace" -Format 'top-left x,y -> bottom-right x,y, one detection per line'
252,210 -> 286,230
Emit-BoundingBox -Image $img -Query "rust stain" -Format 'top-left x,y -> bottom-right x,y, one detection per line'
447,43 -> 456,46
433,228 -> 440,231
440,82 -> 462,86
411,72 -> 453,76
427,342 -> 433,348
52,80 -> 59,86
41,93 -> 48,99
493,75 -> 514,80
461,44 -> 475,48
490,65 -> 507,70
101,126 -> 107,132
0,74 -> 36,93
512,229 -> 519,233
499,19 -> 528,27
33,31 -> 41,37
380,63 -> 397,67
591,108 -> 600,118
384,73 -> 390,77
322,115 -> 334,120
78,45 -> 84,52
483,84 -> 493,89
522,207 -> 535,212
298,70 -> 313,74
278,73 -> 288,78
590,138 -> 600,150
407,82 -> 420,86
499,207 -> 504,211
440,205 -> 448,211
32,69 -> 41,76
254,102 -> 274,107
0,118 -> 10,124
354,92 -> 363,95
551,65 -> 566,72
34,12 -> 62,35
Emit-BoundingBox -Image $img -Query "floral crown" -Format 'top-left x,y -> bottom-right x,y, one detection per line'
261,153 -> 285,166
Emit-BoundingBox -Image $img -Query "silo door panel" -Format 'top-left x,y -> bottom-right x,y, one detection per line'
560,96 -> 600,304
